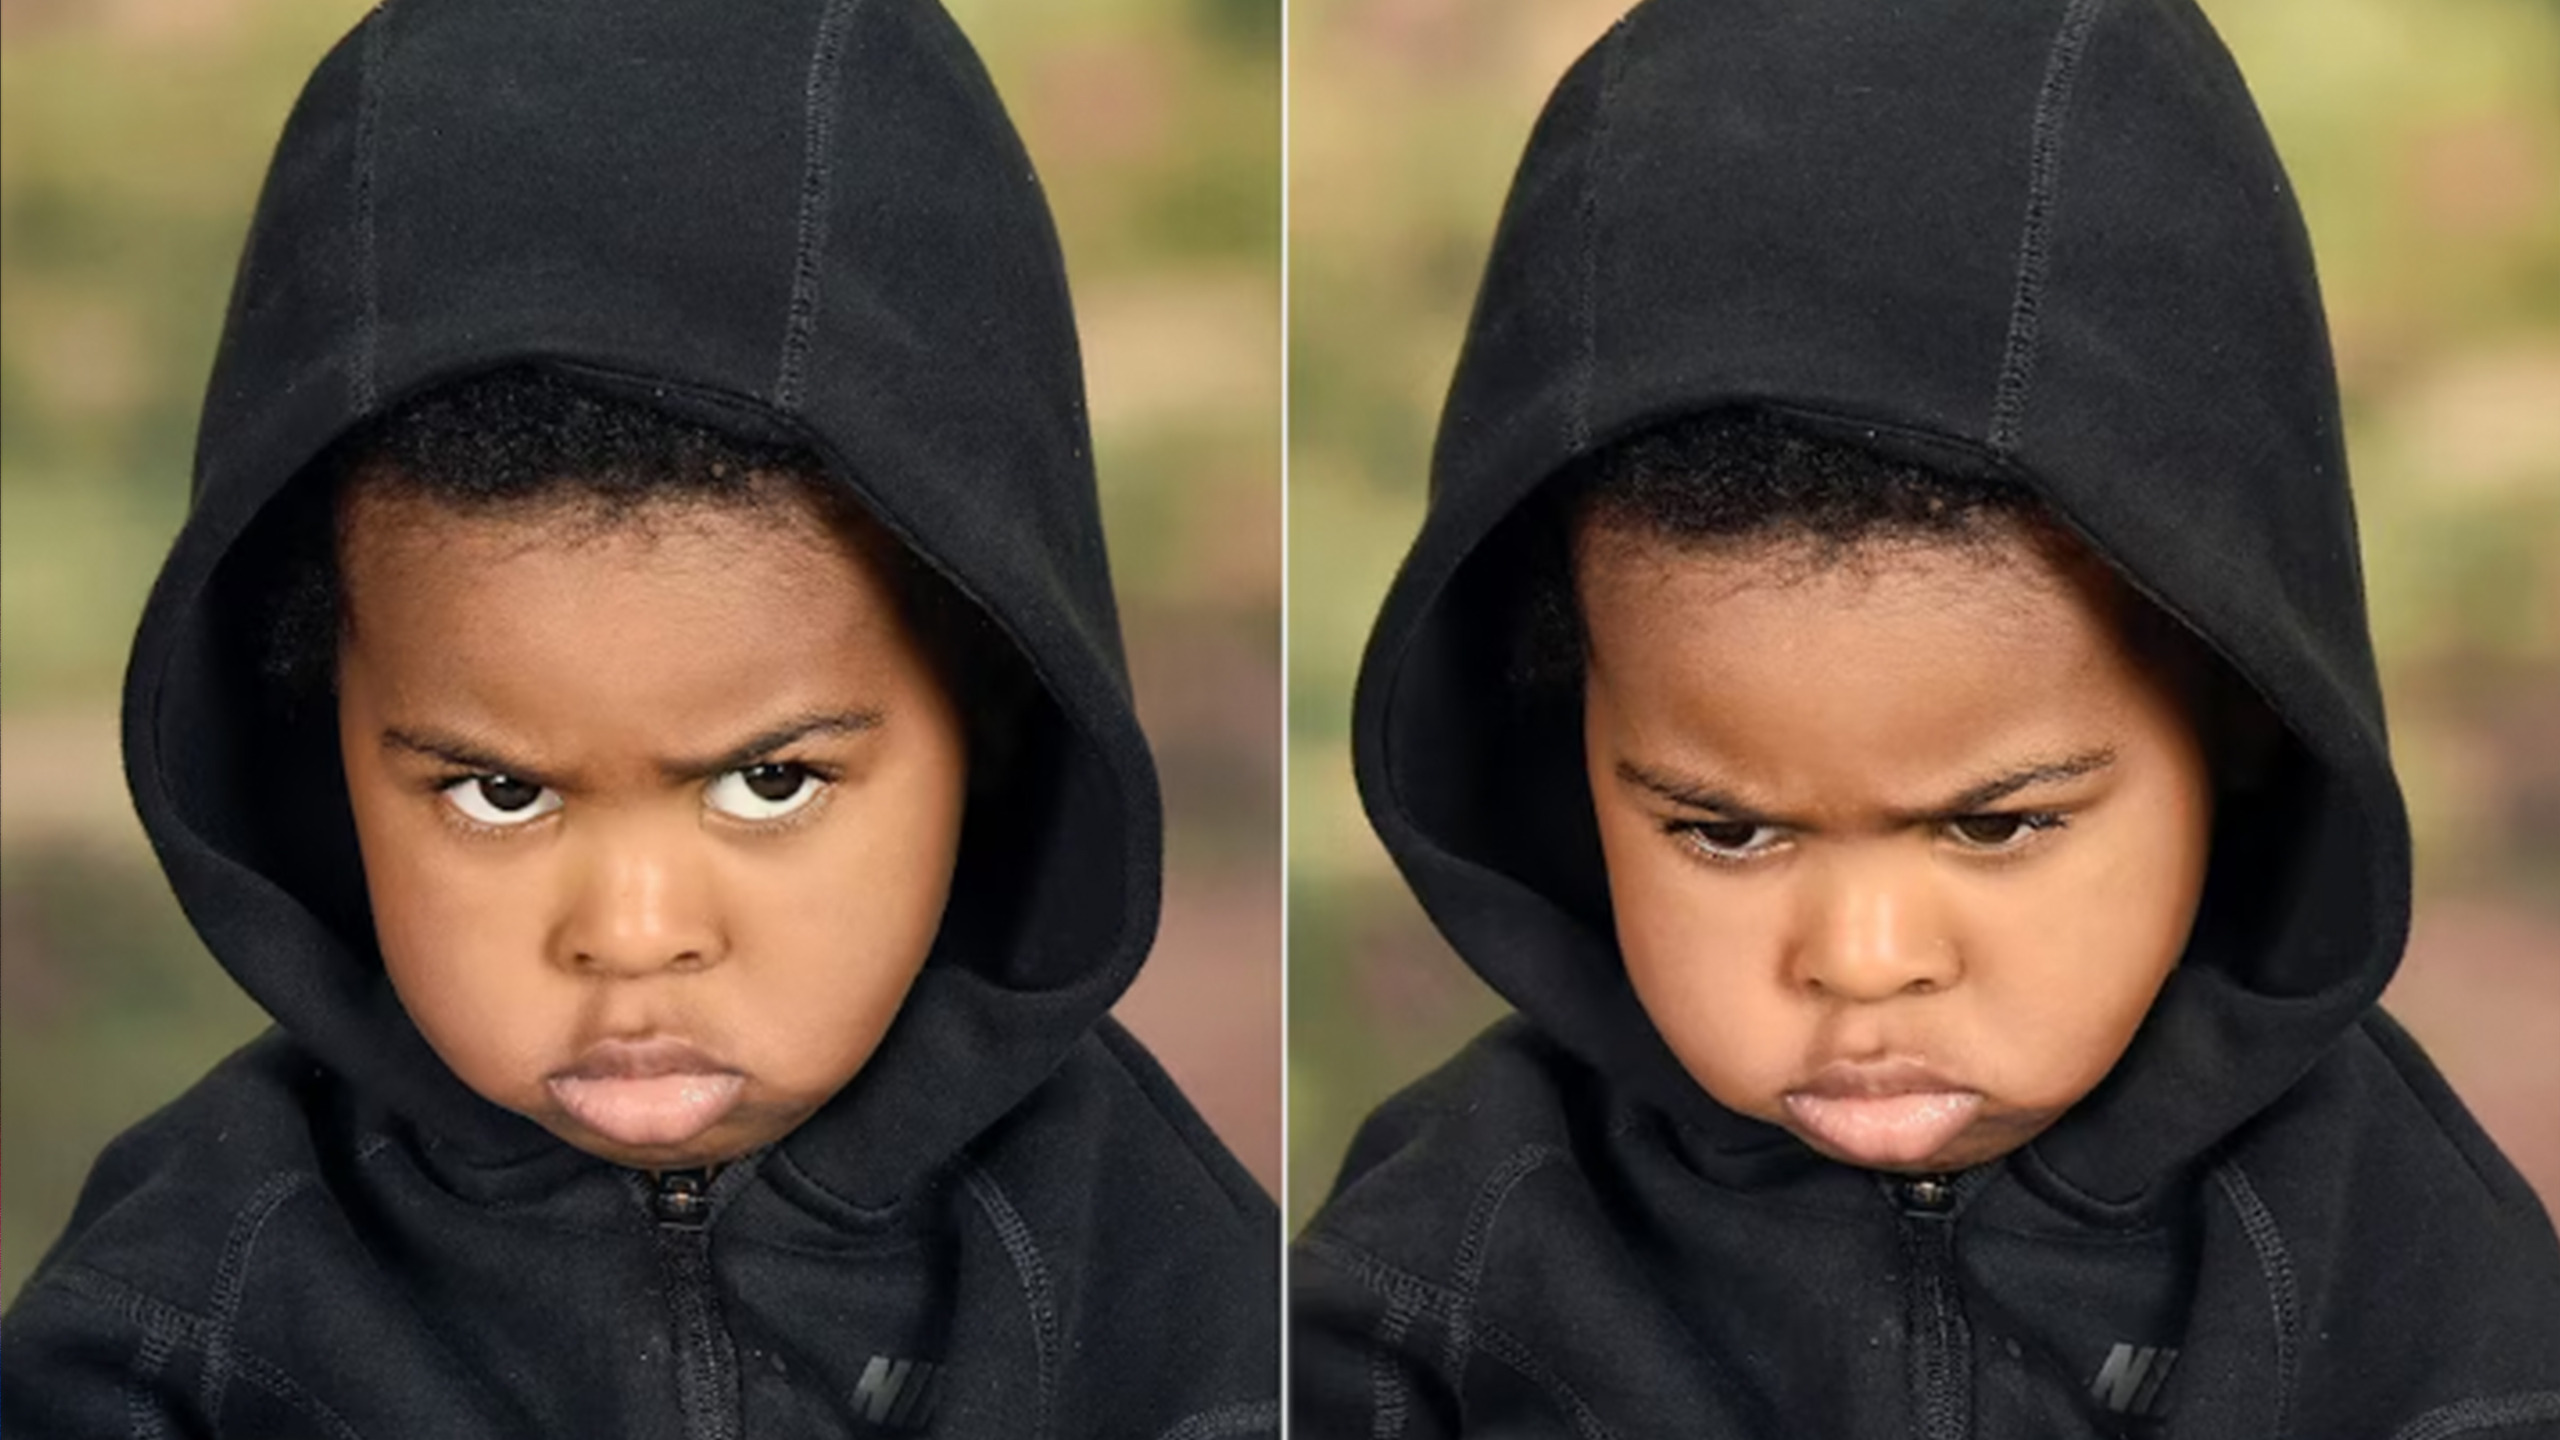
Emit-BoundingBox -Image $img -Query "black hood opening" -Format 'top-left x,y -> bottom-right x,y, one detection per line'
1365,399 -> 2406,1212
148,363 -> 1146,1189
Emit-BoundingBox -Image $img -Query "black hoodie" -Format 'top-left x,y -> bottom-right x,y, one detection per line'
1292,1 -> 2560,1436
0,2 -> 1277,1436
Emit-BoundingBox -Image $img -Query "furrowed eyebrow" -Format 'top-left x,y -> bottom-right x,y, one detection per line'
1938,748 -> 2117,813
379,709 -> 884,787
1614,746 -> 2119,824
1615,760 -> 1771,820
382,727 -> 536,780
659,709 -> 883,781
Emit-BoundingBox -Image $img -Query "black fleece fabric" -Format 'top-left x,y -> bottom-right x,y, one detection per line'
0,2 -> 1276,1436
1292,2 -> 2560,1437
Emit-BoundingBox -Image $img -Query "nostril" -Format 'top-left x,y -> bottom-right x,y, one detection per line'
570,949 -> 711,974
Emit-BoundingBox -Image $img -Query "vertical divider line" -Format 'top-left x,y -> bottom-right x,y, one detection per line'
1275,0 -> 1296,1426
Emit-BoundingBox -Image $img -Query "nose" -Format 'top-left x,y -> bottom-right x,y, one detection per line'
1790,852 -> 1958,1002
552,824 -> 724,977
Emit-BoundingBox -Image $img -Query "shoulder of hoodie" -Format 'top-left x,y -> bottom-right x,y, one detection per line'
2,1028 -> 382,1348
948,1020 -> 1280,1421
2235,1005 -> 2560,1269
2213,1008 -> 2560,1408
962,1016 -> 1278,1282
1293,1014 -> 1623,1294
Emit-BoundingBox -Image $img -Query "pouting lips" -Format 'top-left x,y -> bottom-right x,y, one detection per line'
548,1038 -> 745,1149
1782,1058 -> 1982,1169
1782,1089 -> 1982,1169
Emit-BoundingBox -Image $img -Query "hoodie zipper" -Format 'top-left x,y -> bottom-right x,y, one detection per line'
649,1168 -> 741,1440
1894,1174 -> 1973,1440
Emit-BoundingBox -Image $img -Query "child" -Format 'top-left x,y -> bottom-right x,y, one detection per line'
1292,1 -> 2560,1435
1,1 -> 1277,1435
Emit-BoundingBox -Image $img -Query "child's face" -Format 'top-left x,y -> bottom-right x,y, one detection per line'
1577,524 -> 2213,1174
336,483 -> 968,1171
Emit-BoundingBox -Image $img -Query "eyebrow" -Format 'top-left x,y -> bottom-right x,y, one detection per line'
1614,762 -> 1770,821
1615,746 -> 2118,824
382,728 -> 528,779
1940,748 -> 2118,813
381,708 -> 884,785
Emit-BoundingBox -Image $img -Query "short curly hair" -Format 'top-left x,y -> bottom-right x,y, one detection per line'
256,366 -> 1032,775
1511,409 -> 2054,685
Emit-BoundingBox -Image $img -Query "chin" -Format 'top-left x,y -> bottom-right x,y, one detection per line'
529,1112 -> 755,1172
586,1134 -> 755,1172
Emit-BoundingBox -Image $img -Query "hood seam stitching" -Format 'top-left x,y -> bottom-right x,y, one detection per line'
1149,1398 -> 1281,1440
1293,1235 -> 1449,1438
1566,15 -> 1635,459
1987,0 -> 2109,455
2387,1392 -> 2560,1440
1306,1232 -> 1618,1440
1371,1285 -> 1424,1440
2210,1159 -> 2300,1439
195,1168 -> 317,1424
124,1303 -> 181,1440
773,0 -> 865,412
1474,1319 -> 1617,1440
961,1160 -> 1059,1440
57,1265 -> 361,1439
352,5 -> 388,415
1438,1143 -> 1564,1378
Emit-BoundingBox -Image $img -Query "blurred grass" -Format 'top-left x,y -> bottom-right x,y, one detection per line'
1286,0 -> 2560,1226
0,0 -> 1279,1301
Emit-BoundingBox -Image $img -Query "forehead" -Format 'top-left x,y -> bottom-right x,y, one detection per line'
1575,529 -> 2170,791
335,491 -> 917,724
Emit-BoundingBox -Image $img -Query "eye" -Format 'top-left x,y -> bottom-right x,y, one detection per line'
705,762 -> 827,822
1670,818 -> 1787,864
442,774 -> 562,828
1944,811 -> 2065,852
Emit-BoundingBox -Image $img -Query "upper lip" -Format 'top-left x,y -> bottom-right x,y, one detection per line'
551,1037 -> 735,1082
1787,1057 -> 1973,1099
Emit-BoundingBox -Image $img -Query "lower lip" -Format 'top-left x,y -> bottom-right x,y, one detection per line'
1782,1089 -> 1983,1169
547,1072 -> 746,1149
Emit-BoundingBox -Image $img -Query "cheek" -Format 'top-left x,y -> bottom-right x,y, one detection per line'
355,823 -> 569,1104
1963,798 -> 2208,1102
720,750 -> 967,1095
1591,802 -> 1801,1112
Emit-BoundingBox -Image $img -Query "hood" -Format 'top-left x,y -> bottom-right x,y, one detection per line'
123,0 -> 1158,1208
1352,0 -> 2410,1213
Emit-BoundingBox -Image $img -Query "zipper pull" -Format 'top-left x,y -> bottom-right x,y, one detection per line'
652,1167 -> 713,1227
1897,1174 -> 1958,1216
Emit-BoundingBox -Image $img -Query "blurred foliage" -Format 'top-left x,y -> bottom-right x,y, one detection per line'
1287,0 -> 2560,1225
1,844 -> 269,1296
0,0 -> 1276,1304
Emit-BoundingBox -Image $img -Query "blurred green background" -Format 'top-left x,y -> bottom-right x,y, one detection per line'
0,0 -> 1279,1304
1288,0 -> 2560,1226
